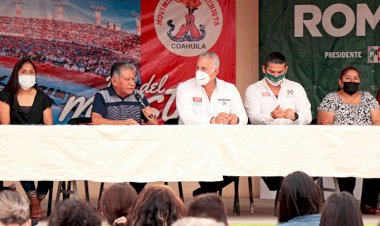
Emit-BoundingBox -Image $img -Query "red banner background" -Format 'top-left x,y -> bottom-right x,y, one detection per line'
141,0 -> 236,122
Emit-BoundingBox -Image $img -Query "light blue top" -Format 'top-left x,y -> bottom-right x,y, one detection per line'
278,214 -> 321,226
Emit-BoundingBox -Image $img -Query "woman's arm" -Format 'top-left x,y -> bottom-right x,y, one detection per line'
317,111 -> 335,125
370,109 -> 380,125
0,101 -> 10,124
43,107 -> 53,125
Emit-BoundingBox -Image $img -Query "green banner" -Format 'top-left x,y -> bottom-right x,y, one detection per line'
259,0 -> 380,119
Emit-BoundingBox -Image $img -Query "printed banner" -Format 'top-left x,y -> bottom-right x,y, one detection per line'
0,0 -> 141,124
0,0 -> 235,124
141,0 -> 236,122
259,0 -> 380,118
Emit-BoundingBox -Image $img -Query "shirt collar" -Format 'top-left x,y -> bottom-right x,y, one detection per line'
107,85 -> 117,96
196,77 -> 220,91
107,85 -> 135,99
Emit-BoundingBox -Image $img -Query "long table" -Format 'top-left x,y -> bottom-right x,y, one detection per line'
0,125 -> 378,182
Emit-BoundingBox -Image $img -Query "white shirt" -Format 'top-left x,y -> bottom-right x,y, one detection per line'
176,78 -> 248,125
244,78 -> 312,125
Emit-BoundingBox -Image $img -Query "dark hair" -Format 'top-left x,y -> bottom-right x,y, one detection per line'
99,183 -> 137,226
128,185 -> 186,226
339,66 -> 360,80
278,171 -> 322,223
264,52 -> 286,67
110,62 -> 136,77
320,192 -> 363,226
4,58 -> 36,95
49,199 -> 100,226
187,193 -> 227,225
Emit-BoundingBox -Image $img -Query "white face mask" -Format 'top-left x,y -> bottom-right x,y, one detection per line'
196,70 -> 214,86
18,75 -> 36,90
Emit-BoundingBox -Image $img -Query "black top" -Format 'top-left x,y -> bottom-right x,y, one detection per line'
0,89 -> 53,125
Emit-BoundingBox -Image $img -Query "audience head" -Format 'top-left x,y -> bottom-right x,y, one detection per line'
48,199 -> 100,226
187,193 -> 227,225
128,185 -> 186,226
278,171 -> 322,223
99,183 -> 137,226
0,190 -> 30,226
172,217 -> 225,226
320,191 -> 363,226
5,57 -> 37,95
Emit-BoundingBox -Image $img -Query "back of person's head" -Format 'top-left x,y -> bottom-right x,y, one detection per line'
172,217 -> 225,226
99,183 -> 137,226
278,171 -> 322,223
128,185 -> 186,226
48,199 -> 100,226
0,190 -> 30,226
187,193 -> 227,225
264,51 -> 286,66
320,191 -> 363,226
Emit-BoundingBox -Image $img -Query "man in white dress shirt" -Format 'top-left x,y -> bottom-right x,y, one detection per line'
176,52 -> 247,195
244,51 -> 312,191
244,52 -> 312,125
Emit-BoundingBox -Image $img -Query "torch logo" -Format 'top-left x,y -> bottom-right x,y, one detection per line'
167,0 -> 206,42
155,0 -> 223,57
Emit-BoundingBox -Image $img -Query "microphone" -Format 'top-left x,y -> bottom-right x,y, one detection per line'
135,93 -> 154,118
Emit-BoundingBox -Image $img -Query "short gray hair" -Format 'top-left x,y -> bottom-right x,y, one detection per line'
0,191 -> 30,225
199,52 -> 220,68
110,62 -> 137,77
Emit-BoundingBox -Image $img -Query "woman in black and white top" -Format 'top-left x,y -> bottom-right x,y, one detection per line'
317,66 -> 380,215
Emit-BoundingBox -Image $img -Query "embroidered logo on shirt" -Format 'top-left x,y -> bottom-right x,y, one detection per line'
286,90 -> 296,97
262,92 -> 270,97
193,97 -> 202,102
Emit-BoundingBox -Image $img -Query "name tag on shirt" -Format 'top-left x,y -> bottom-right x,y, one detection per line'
217,98 -> 231,106
193,97 -> 202,102
193,97 -> 202,105
262,92 -> 271,97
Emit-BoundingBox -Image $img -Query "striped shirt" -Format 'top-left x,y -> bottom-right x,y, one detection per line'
92,86 -> 150,124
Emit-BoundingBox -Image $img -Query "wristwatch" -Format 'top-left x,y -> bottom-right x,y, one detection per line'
294,113 -> 299,121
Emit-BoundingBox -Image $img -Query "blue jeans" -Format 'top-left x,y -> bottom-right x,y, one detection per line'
21,181 -> 53,195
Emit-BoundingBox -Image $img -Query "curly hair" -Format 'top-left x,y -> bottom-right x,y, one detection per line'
128,185 -> 186,226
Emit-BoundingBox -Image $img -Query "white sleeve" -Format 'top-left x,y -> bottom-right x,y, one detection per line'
244,85 -> 273,125
293,84 -> 312,125
175,83 -> 211,125
229,86 -> 248,125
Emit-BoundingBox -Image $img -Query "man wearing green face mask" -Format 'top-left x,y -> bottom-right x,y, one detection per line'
243,52 -> 312,192
244,51 -> 311,125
